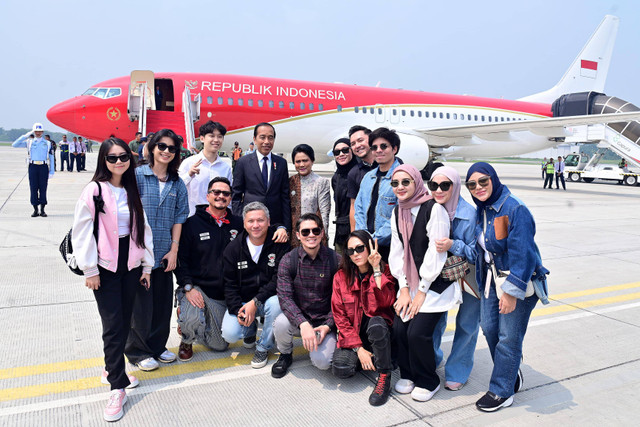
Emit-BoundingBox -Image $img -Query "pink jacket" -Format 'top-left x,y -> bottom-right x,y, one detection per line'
72,181 -> 154,277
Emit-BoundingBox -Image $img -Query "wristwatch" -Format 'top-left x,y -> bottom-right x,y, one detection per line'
252,296 -> 263,309
352,346 -> 361,353
184,284 -> 193,292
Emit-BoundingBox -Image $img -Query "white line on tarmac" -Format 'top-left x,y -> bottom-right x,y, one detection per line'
1,301 -> 639,418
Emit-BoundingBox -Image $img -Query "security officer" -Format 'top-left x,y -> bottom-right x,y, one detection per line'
59,134 -> 70,171
543,158 -> 555,189
12,123 -> 55,217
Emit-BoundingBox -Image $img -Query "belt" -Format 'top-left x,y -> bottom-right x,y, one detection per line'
30,161 -> 45,165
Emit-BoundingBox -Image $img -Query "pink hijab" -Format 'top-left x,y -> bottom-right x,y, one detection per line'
393,165 -> 432,294
430,166 -> 461,222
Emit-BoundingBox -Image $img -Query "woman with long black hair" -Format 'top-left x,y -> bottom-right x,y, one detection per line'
330,138 -> 357,254
125,129 -> 189,371
72,138 -> 153,422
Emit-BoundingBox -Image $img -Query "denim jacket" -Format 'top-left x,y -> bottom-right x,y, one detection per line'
474,186 -> 549,301
354,159 -> 401,246
450,197 -> 478,262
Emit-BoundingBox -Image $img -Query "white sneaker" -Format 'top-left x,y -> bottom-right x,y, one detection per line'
136,357 -> 159,371
158,350 -> 176,363
411,384 -> 440,402
394,379 -> 415,394
101,369 -> 139,389
103,389 -> 127,422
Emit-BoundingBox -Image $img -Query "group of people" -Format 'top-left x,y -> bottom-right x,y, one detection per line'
65,120 -> 548,422
541,156 -> 566,190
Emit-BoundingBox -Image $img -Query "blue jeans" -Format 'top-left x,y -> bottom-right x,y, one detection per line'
481,281 -> 538,398
433,291 -> 481,383
221,295 -> 281,352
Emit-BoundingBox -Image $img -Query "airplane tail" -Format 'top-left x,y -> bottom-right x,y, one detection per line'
519,15 -> 618,104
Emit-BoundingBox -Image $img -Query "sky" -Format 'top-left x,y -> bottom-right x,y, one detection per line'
1,0 -> 639,132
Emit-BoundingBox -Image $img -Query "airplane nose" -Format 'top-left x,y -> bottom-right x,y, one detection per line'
47,98 -> 77,131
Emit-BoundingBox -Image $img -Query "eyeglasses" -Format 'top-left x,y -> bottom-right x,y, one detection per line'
370,143 -> 390,152
465,176 -> 491,191
427,180 -> 453,192
208,189 -> 231,197
299,227 -> 322,237
105,154 -> 131,163
157,142 -> 178,153
390,178 -> 414,188
345,244 -> 366,256
332,147 -> 351,156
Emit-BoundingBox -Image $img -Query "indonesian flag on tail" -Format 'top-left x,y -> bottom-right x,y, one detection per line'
581,59 -> 598,79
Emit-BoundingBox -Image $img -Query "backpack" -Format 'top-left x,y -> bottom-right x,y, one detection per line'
59,182 -> 104,275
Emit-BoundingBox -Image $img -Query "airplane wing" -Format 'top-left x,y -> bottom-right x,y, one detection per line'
408,111 -> 640,147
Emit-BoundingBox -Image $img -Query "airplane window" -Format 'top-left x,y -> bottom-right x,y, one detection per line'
279,101 -> 284,108
269,100 -> 274,108
500,117 -> 504,122
258,100 -> 264,107
481,116 -> 485,121
474,115 -> 478,121
301,102 -> 306,110
318,104 -> 323,111
402,110 -> 406,116
370,107 -> 374,114
93,88 -> 108,99
355,106 -> 359,113
228,98 -> 233,106
410,111 -> 414,117
248,99 -> 254,107
289,101 -> 295,109
207,96 -> 213,104
439,112 -> 443,119
418,111 -> 422,117
446,113 -> 450,119
238,98 -> 244,106
453,113 -> 457,119
488,116 -> 492,122
218,97 -> 223,105
392,109 -> 397,115
106,88 -> 121,98
425,111 -> 429,118
82,88 -> 97,96
309,103 -> 314,111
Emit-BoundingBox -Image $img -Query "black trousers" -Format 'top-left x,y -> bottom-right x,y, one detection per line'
28,163 -> 48,206
60,153 -> 69,171
332,315 -> 392,379
79,154 -> 86,170
94,237 -> 140,390
125,267 -> 174,363
556,173 -> 566,189
393,312 -> 444,391
543,173 -> 554,189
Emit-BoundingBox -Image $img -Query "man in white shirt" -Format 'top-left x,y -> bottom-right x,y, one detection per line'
179,121 -> 233,216
555,155 -> 566,190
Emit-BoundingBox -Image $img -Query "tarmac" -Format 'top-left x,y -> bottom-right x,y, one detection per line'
1,146 -> 639,426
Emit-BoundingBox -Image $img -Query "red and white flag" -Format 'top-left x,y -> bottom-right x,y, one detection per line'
580,60 -> 598,79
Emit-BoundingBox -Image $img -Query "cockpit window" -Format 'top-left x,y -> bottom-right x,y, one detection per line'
82,87 -> 122,99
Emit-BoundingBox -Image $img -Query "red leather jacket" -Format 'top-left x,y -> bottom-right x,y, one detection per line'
331,264 -> 396,349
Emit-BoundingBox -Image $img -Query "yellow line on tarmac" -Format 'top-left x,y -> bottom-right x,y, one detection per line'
0,347 -> 307,402
550,282 -> 640,300
531,291 -> 640,317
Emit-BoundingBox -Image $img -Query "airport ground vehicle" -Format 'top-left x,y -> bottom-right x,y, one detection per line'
565,151 -> 640,185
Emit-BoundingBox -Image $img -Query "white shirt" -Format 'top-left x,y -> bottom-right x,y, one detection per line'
246,237 -> 264,263
179,152 -> 233,217
389,203 -> 461,314
107,183 -> 131,236
256,152 -> 272,183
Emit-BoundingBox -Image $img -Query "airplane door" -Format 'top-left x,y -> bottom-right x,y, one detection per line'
130,70 -> 155,110
389,105 -> 400,124
375,104 -> 385,123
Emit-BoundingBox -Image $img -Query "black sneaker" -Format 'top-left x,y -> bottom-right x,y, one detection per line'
31,207 -> 39,217
514,369 -> 523,393
271,353 -> 293,378
476,391 -> 513,412
251,350 -> 269,369
369,372 -> 392,406
243,335 -> 256,349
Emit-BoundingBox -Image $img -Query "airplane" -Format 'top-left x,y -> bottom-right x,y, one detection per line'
46,15 -> 640,170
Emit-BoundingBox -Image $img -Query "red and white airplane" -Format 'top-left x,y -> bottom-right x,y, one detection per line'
46,15 -> 640,168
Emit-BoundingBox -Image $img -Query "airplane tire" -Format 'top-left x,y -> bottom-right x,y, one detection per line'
582,178 -> 595,183
623,175 -> 638,186
569,172 -> 581,182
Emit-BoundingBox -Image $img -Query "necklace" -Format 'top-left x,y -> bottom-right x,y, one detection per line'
158,174 -> 169,182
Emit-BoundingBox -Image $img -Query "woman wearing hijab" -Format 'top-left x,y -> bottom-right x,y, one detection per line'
465,162 -> 549,412
428,166 -> 480,392
389,164 -> 461,402
330,138 -> 357,254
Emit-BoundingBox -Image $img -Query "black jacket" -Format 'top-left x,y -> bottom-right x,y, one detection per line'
223,226 -> 290,315
174,205 -> 243,300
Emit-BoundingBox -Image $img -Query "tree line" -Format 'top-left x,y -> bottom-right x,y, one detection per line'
0,128 -> 83,142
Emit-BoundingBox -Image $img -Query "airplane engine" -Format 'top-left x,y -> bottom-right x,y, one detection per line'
396,134 -> 431,170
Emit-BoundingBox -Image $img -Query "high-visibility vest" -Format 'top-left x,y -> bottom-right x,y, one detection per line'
546,163 -> 555,173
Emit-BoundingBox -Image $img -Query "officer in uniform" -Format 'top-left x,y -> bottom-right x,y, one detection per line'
12,123 -> 55,217
59,134 -> 70,171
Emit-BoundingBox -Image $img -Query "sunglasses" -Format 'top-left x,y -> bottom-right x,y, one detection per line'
370,143 -> 390,152
208,189 -> 231,197
105,154 -> 130,163
332,147 -> 351,156
346,244 -> 366,256
300,227 -> 322,237
390,178 -> 414,188
427,180 -> 452,192
157,142 -> 178,153
465,176 -> 491,191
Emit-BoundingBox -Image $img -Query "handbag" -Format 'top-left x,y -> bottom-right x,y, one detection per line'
59,182 -> 104,275
441,255 -> 470,281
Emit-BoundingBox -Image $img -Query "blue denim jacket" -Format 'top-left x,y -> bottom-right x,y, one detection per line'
473,186 -> 549,301
354,159 -> 401,246
450,197 -> 478,262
